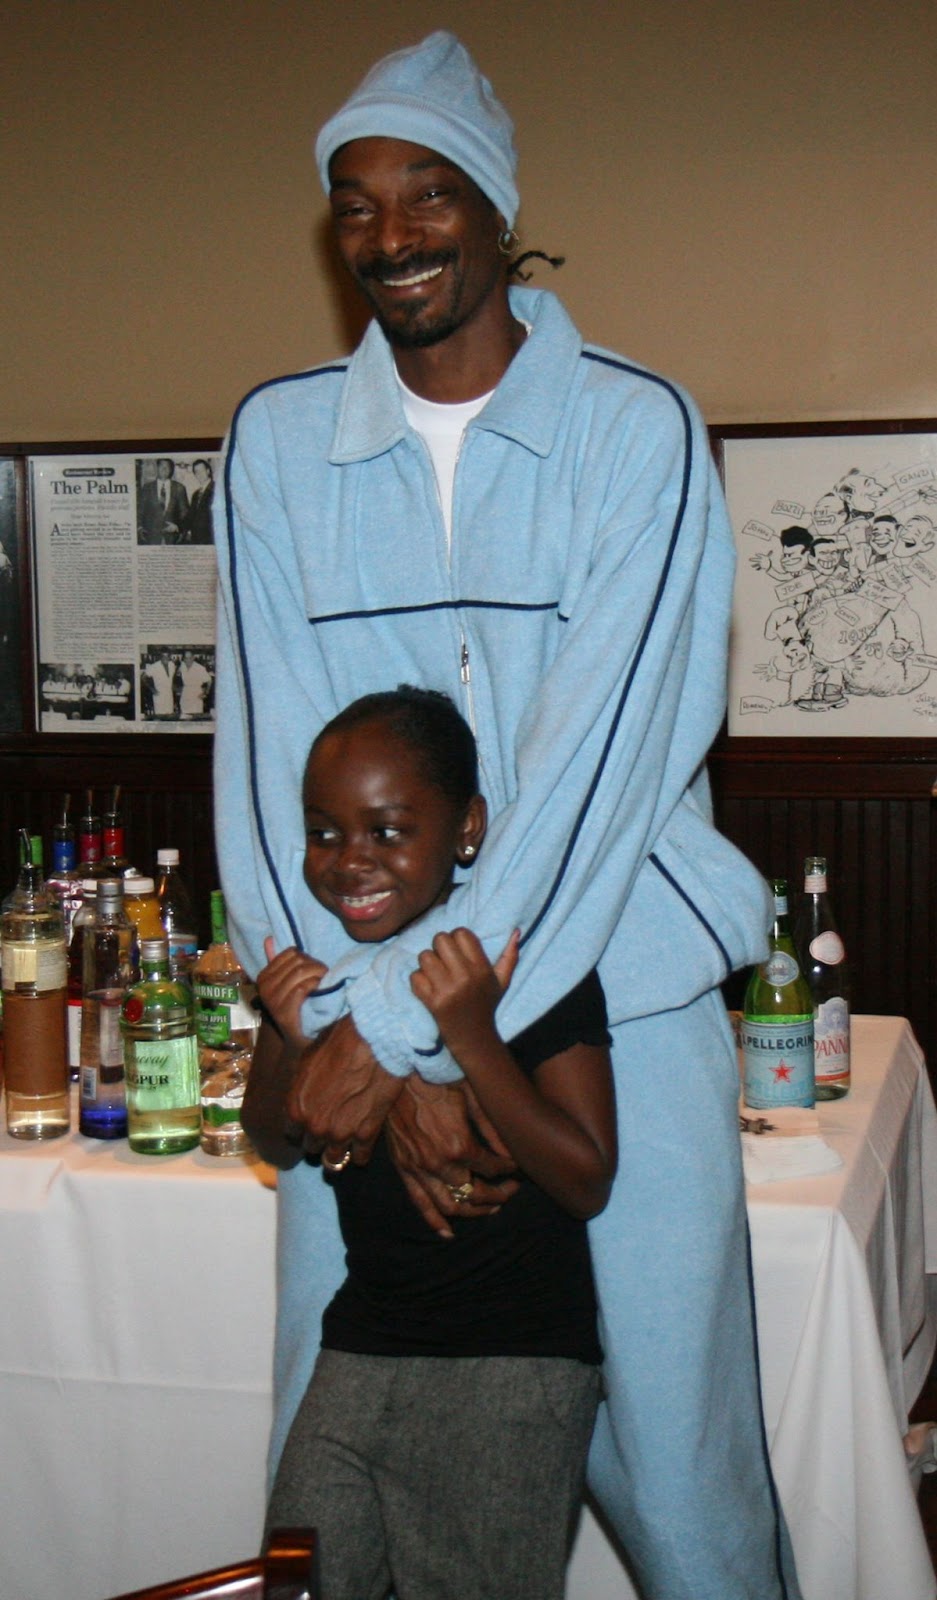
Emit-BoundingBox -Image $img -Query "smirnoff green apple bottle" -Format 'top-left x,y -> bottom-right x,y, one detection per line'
121,937 -> 200,1153
741,878 -> 815,1109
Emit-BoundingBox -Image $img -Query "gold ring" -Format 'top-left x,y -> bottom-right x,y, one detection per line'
322,1147 -> 353,1173
447,1180 -> 475,1204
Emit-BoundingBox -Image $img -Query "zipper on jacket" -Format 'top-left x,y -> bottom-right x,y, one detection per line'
413,427 -> 479,737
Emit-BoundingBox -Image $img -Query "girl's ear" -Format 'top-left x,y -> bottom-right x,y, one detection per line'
456,794 -> 487,864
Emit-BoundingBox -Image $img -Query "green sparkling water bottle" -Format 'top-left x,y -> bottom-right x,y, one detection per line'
121,936 -> 200,1154
741,878 -> 815,1110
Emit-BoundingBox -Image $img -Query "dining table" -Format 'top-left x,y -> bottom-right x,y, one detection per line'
1,1013 -> 935,1600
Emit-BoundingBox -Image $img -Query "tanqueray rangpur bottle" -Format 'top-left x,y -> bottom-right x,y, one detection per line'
741,877 -> 815,1110
120,936 -> 201,1154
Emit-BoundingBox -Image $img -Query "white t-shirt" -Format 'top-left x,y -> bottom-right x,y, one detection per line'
397,373 -> 493,548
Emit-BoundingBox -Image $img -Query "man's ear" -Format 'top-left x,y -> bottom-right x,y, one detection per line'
456,794 -> 487,864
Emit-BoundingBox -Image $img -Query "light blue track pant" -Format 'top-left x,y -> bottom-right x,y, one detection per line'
586,986 -> 801,1599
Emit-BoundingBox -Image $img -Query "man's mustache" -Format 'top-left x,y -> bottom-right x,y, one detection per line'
357,247 -> 457,284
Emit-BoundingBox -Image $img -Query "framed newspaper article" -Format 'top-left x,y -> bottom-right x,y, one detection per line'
714,421 -> 937,737
28,442 -> 221,734
0,454 -> 24,734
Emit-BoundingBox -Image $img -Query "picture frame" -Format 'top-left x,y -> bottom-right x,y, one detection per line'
0,453 -> 25,735
23,439 -> 221,735
713,421 -> 937,738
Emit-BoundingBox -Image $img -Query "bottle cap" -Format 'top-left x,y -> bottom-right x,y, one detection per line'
157,848 -> 180,866
124,875 -> 155,895
96,877 -> 124,905
81,878 -> 99,895
140,936 -> 169,961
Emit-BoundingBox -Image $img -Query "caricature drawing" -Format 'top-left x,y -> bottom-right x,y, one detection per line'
726,436 -> 937,735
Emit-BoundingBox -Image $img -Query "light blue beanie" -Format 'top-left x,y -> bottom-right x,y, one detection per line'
315,31 -> 519,227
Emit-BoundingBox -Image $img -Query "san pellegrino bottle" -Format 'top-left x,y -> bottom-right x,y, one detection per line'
155,848 -> 198,982
741,878 -> 815,1109
121,936 -> 200,1153
1,830 -> 70,1139
79,877 -> 135,1138
794,855 -> 850,1100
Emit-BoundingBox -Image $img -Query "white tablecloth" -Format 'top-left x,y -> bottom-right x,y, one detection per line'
1,1016 -> 935,1600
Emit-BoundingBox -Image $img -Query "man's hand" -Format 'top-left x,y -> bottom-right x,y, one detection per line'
286,1012 -> 403,1167
386,1076 -> 519,1238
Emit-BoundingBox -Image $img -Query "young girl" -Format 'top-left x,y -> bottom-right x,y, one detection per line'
244,686 -> 616,1600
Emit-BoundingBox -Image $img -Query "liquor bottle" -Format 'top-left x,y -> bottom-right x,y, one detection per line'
78,790 -> 103,872
200,1048 -> 252,1157
79,877 -> 135,1138
46,795 -> 84,943
794,855 -> 851,1100
193,890 -> 257,1156
192,890 -> 259,1069
1,830 -> 70,1139
121,936 -> 201,1153
741,877 -> 815,1110
66,878 -> 100,1083
155,848 -> 198,982
90,785 -> 132,879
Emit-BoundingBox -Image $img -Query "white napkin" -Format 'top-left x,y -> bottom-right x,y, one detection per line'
739,1104 -> 844,1184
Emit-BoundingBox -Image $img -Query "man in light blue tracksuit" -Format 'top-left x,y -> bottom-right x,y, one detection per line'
213,30 -> 801,1600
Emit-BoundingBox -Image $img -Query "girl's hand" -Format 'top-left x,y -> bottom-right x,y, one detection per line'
257,936 -> 327,1046
410,928 -> 519,1060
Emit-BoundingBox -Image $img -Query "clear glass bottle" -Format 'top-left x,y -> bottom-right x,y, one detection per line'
66,878 -> 100,1083
200,1047 -> 253,1157
794,855 -> 851,1100
121,936 -> 200,1153
1,831 -> 70,1139
193,890 -> 259,1069
79,877 -> 135,1138
155,848 -> 198,983
741,877 -> 815,1109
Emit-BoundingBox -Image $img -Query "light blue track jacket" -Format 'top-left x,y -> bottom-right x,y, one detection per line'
214,286 -> 771,1068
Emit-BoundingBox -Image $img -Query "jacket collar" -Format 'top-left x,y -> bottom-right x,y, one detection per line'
329,287 -> 583,465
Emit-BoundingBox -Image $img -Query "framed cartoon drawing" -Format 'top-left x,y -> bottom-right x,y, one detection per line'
714,422 -> 937,737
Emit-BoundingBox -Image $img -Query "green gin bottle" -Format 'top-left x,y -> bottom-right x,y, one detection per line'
741,878 -> 815,1109
121,936 -> 200,1153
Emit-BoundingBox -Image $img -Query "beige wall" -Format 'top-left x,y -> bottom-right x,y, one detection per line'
4,0 -> 935,440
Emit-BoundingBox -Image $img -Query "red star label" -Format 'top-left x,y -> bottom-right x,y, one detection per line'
772,1060 -> 793,1082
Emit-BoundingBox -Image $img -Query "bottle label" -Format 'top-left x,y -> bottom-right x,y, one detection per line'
741,1019 -> 815,1109
99,1004 -> 124,1071
194,983 -> 255,1046
2,941 -> 67,992
762,950 -> 799,986
809,930 -> 845,965
68,999 -> 83,1070
126,1036 -> 200,1110
814,997 -> 850,1087
80,1065 -> 98,1101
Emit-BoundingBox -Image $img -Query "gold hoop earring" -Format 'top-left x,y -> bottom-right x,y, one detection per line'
498,228 -> 520,257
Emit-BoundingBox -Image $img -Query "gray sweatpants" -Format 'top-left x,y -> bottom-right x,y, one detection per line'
266,1349 -> 601,1600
